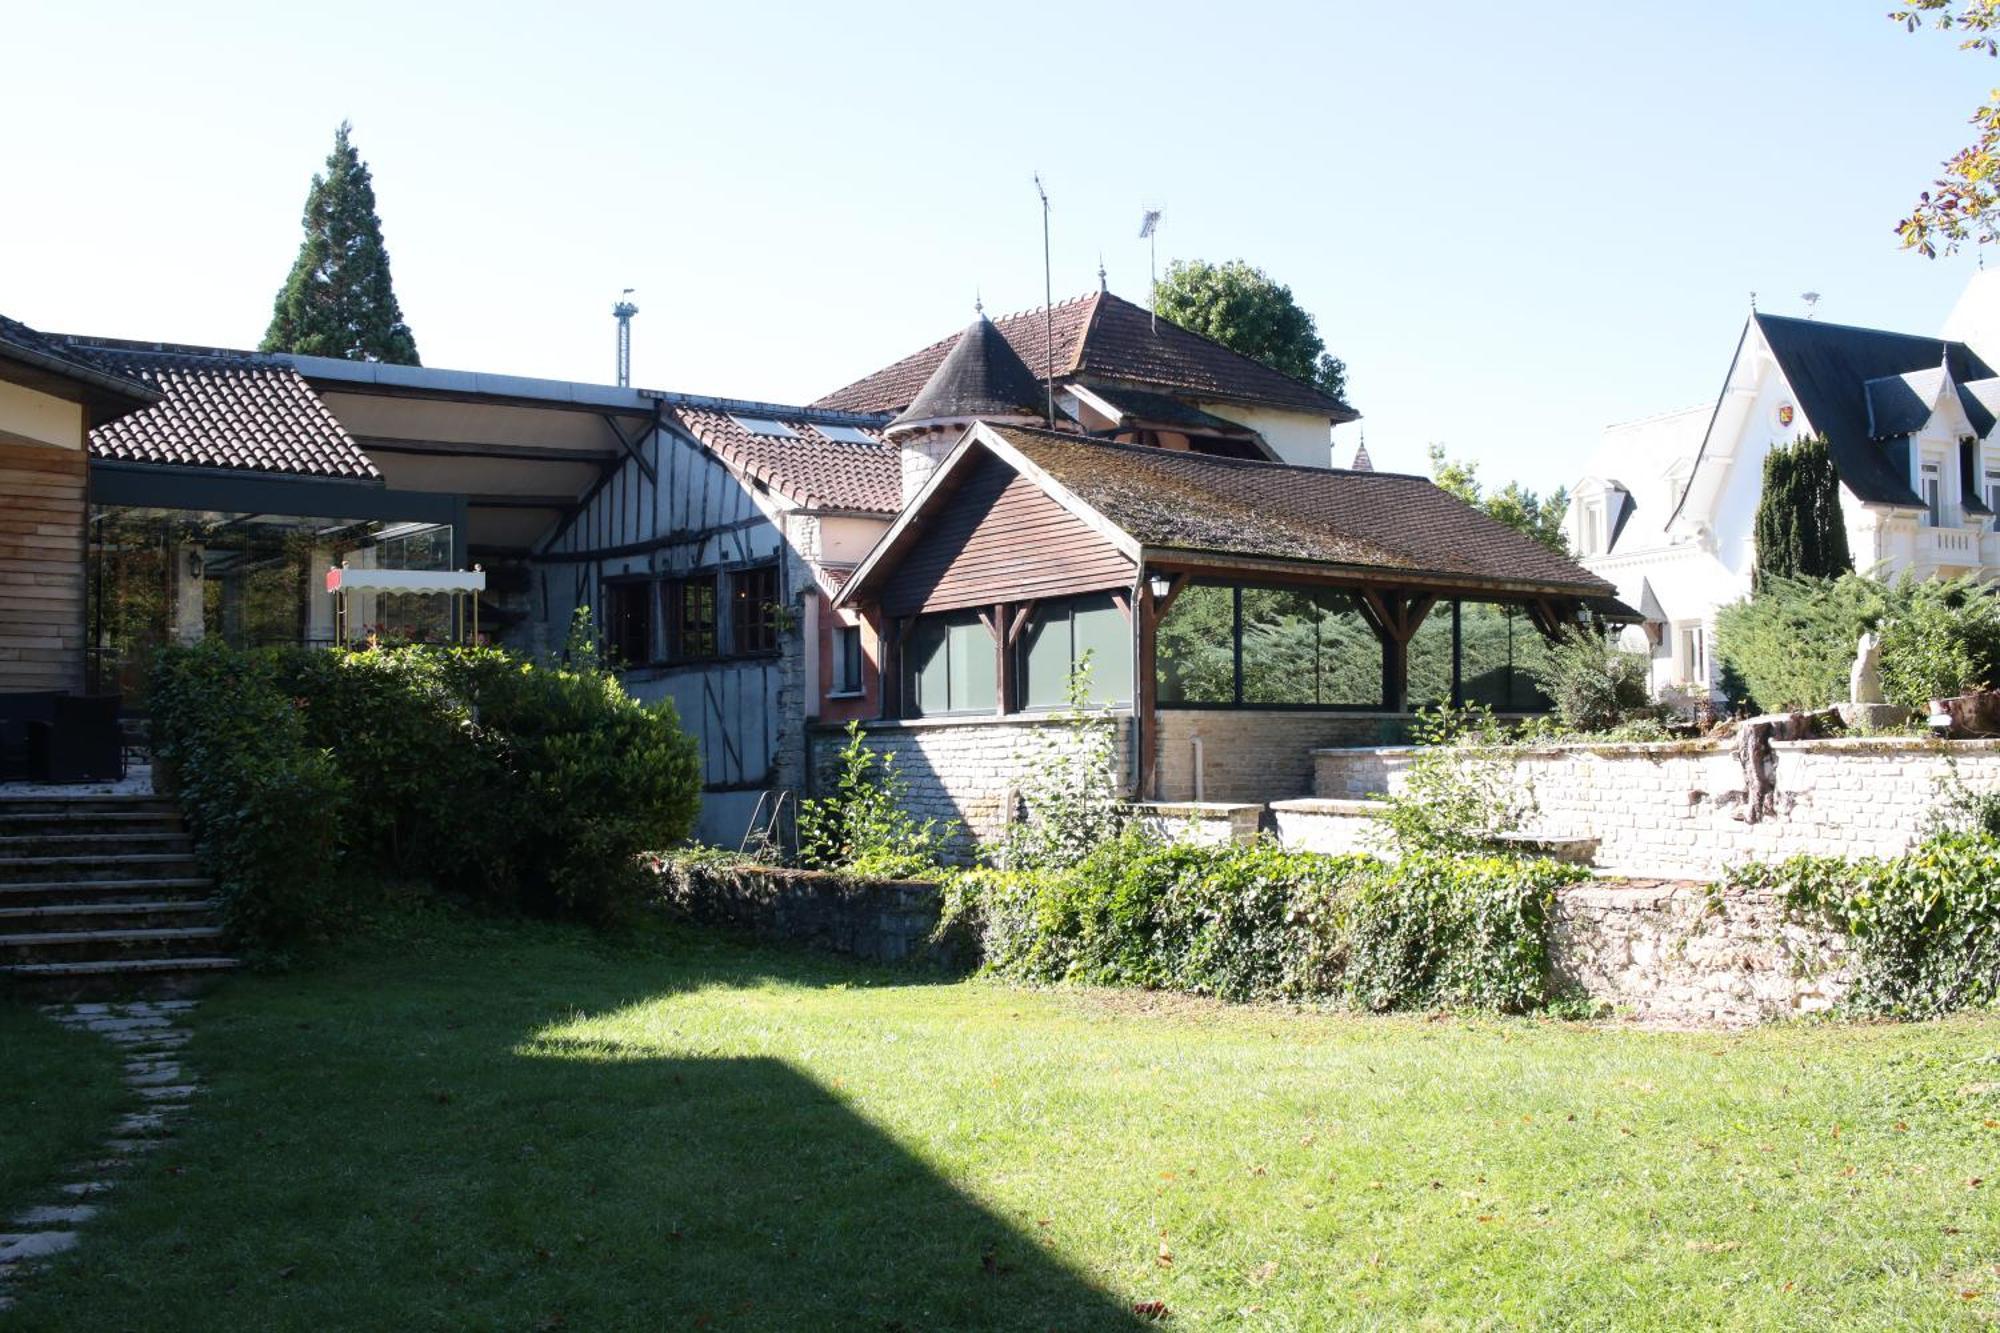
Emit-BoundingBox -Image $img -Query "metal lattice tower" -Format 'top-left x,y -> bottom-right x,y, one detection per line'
613,292 -> 639,387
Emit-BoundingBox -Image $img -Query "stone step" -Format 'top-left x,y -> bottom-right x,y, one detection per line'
0,854 -> 199,884
0,878 -> 215,906
0,925 -> 226,963
0,811 -> 183,836
0,796 -> 176,816
0,955 -> 238,1000
0,900 -> 221,932
0,832 -> 192,855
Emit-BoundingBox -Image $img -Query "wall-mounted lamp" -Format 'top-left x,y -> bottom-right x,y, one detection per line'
1147,573 -> 1176,602
185,549 -> 204,581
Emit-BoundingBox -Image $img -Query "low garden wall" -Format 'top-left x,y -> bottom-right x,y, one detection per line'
655,859 -> 1849,1024
1153,710 -> 1414,802
1313,736 -> 2000,878
652,860 -> 947,965
809,716 -> 1136,850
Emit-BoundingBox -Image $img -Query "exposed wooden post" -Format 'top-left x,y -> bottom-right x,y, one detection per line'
1358,590 -> 1439,714
1136,575 -> 1159,801
982,603 -> 1009,715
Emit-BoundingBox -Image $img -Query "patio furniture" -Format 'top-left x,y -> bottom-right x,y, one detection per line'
25,694 -> 125,783
0,692 -> 61,781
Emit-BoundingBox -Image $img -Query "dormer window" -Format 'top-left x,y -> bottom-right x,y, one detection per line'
1573,480 -> 1626,557
1923,459 -> 1944,528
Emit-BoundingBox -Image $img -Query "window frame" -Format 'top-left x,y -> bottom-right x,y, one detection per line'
1016,592 -> 1134,711
900,611 -> 998,718
1156,578 -> 1395,712
665,573 -> 720,663
600,576 -> 658,668
830,623 -> 865,697
729,562 -> 782,657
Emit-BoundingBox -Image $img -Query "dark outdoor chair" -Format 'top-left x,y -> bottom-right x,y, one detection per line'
26,694 -> 125,783
0,692 -> 61,781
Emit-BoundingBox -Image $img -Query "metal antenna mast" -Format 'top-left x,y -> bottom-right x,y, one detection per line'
613,289 -> 638,387
1034,172 -> 1054,428
1139,208 -> 1162,333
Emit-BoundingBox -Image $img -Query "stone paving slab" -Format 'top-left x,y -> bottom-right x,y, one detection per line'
0,1001 -> 202,1313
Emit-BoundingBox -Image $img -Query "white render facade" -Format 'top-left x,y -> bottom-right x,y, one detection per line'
1572,275 -> 2000,698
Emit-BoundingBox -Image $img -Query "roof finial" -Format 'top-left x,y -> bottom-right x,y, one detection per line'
1097,254 -> 1107,293
1749,289 -> 1757,312
974,288 -> 983,316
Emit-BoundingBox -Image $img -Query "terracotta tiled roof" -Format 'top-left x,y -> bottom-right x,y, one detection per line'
671,407 -> 900,513
988,424 -> 1610,595
815,291 -> 1356,421
69,340 -> 379,480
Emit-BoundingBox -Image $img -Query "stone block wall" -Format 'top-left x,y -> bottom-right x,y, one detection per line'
1154,711 -> 1414,802
810,715 -> 1136,853
653,861 -> 947,965
1551,879 -> 1849,1025
1313,737 -> 2000,878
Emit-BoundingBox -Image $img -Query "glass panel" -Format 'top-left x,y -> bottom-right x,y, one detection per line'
907,619 -> 950,716
950,617 -> 996,713
1156,583 -> 1236,703
1072,594 -> 1132,704
1022,604 -> 1072,709
1241,587 -> 1321,704
1406,603 -> 1454,710
1509,613 -> 1552,711
1314,592 -> 1386,707
1458,600 -> 1514,710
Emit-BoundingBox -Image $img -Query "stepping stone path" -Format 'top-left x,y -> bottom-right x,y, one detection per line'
0,999 -> 200,1312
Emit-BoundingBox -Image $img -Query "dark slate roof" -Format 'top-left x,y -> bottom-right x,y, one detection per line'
1080,384 -> 1255,435
0,314 -> 158,408
671,408 -> 900,513
1863,369 -> 1945,439
67,339 -> 380,480
816,290 -> 1357,421
1755,313 -> 1996,507
986,424 -> 1611,595
1960,377 -> 2000,438
890,314 -> 1046,430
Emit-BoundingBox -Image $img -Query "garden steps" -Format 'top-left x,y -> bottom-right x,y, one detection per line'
0,793 -> 234,999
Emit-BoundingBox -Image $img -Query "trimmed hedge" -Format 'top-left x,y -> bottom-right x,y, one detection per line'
939,833 -> 1584,1013
150,640 -> 702,953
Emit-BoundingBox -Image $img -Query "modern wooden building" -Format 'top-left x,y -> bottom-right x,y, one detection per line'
0,318 -> 156,693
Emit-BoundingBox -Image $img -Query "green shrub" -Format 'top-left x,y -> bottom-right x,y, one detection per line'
1876,576 -> 2000,712
1736,831 -> 2000,1017
1377,706 -> 1537,856
1525,629 -> 1658,733
1714,573 -> 1890,713
939,831 -> 1582,1012
150,640 -> 702,944
799,721 -> 954,878
996,658 -> 1125,871
149,640 -> 349,956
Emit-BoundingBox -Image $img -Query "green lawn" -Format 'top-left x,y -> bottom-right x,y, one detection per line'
4,915 -> 1999,1330
0,1000 -> 125,1212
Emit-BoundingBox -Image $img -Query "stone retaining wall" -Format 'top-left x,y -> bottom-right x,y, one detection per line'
1154,710 -> 1413,802
653,861 -> 947,964
1313,736 -> 2000,878
1551,879 -> 1849,1024
656,859 -> 1850,1026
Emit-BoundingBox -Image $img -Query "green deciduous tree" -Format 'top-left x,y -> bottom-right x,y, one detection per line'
1752,435 -> 1851,586
1153,259 -> 1348,403
1893,1 -> 2000,255
262,122 -> 421,365
1427,445 -> 1571,555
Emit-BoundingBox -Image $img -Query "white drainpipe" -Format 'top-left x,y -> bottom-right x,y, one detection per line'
1191,734 -> 1205,803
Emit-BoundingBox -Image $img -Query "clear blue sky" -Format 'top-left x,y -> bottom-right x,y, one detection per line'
2,1 -> 1990,490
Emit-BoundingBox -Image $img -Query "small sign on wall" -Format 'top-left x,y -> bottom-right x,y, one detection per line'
1775,403 -> 1795,429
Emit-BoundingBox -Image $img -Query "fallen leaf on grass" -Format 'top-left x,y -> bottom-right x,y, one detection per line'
1247,1261 -> 1278,1286
1962,1290 -> 1984,1301
1157,1236 -> 1174,1268
1132,1300 -> 1169,1320
1970,1177 -> 1985,1189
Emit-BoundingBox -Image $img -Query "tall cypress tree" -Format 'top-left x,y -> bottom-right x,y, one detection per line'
261,122 -> 420,365
1753,435 -> 1852,587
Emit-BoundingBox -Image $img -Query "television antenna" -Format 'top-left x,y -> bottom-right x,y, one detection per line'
1139,208 -> 1162,332
613,289 -> 638,387
1033,173 -> 1054,427
1801,291 -> 1821,319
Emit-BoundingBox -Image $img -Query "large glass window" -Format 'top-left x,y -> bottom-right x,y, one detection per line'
602,579 -> 656,667
1156,583 -> 1237,704
1241,588 -> 1384,707
1405,606 -> 1454,710
1021,593 -> 1132,708
904,612 -> 996,716
1458,601 -> 1550,712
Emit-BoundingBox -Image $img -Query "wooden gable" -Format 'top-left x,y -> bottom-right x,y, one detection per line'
877,448 -> 1134,616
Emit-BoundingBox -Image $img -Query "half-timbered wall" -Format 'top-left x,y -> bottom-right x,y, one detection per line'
878,452 -> 1134,616
535,418 -> 807,845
